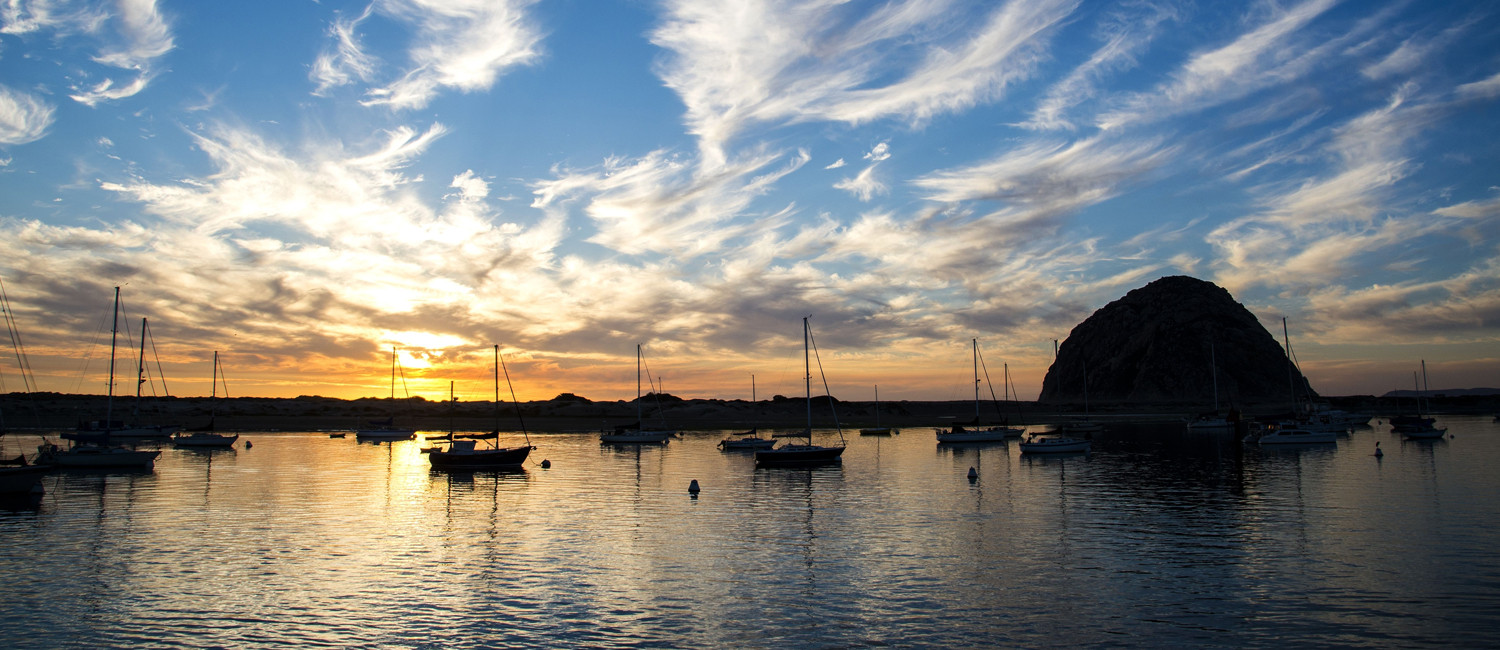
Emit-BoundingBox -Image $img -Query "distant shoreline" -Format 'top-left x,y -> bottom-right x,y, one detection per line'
2,391 -> 1494,433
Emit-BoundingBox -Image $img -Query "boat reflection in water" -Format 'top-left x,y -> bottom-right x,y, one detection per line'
1,417 -> 1497,647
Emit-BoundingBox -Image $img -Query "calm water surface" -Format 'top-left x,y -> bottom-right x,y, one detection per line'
3,417 -> 1498,648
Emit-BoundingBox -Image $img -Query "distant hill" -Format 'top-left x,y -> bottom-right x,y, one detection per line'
1039,275 -> 1312,406
1384,387 -> 1500,398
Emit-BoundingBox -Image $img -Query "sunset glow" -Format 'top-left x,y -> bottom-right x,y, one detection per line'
1,1 -> 1496,402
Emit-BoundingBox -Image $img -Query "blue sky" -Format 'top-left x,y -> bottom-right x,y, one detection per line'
0,0 -> 1497,402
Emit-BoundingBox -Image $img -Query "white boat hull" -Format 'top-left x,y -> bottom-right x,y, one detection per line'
355,428 -> 417,441
1019,436 -> 1091,453
600,430 -> 674,444
171,433 -> 239,448
936,426 -> 1022,442
1255,427 -> 1336,444
37,444 -> 159,469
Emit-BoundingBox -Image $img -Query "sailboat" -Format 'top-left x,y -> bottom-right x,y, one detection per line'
430,346 -> 537,469
754,317 -> 846,466
600,344 -> 676,443
172,351 -> 239,448
720,374 -> 774,450
936,339 -> 1023,442
1397,360 -> 1446,439
38,287 -> 160,469
859,385 -> 896,435
69,314 -> 181,441
1252,318 -> 1335,445
356,346 -> 418,441
1187,342 -> 1233,430
1059,357 -> 1103,434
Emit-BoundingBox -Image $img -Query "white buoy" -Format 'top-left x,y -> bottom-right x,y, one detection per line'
967,467 -> 977,481
688,479 -> 700,494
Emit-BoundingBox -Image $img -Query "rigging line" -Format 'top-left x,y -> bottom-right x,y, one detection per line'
144,319 -> 171,397
804,318 -> 844,441
639,347 -> 668,427
975,345 -> 1005,420
0,279 -> 38,393
497,347 -> 529,443
396,352 -> 413,400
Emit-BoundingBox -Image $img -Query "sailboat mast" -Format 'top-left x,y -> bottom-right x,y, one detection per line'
972,338 -> 980,420
497,344 -> 529,444
1283,318 -> 1296,410
1210,342 -> 1219,413
134,317 -> 148,417
637,344 -> 643,425
874,384 -> 880,427
804,317 -> 812,441
105,286 -> 120,431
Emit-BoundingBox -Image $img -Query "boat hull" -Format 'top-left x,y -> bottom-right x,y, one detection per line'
0,466 -> 47,495
720,436 -> 776,450
171,433 -> 239,448
1255,428 -> 1337,444
355,428 -> 417,441
429,445 -> 534,469
1019,437 -> 1091,454
859,427 -> 896,436
936,426 -> 1022,442
37,444 -> 159,469
754,444 -> 844,466
1401,426 -> 1447,439
600,430 -> 674,444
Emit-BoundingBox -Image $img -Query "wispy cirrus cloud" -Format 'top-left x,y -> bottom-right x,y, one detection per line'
652,0 -> 1079,166
1097,0 -> 1344,131
2,0 -> 174,106
532,146 -> 809,258
1020,1 -> 1177,131
319,0 -> 544,110
0,85 -> 57,144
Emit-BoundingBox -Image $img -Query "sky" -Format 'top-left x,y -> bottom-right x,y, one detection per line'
0,0 -> 1497,404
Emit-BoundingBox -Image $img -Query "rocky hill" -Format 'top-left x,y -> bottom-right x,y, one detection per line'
1039,275 -> 1312,407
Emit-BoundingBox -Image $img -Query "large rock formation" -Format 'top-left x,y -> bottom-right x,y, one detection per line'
1038,276 -> 1313,406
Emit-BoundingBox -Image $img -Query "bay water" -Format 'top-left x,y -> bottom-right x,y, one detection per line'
2,416 -> 1497,647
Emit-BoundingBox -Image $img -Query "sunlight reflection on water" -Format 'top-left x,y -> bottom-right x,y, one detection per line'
3,417 -> 1499,647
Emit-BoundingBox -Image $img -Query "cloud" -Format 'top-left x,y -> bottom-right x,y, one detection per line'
532,146 -> 810,258
834,164 -> 887,202
1097,0 -> 1345,131
358,0 -> 545,110
651,0 -> 1078,165
1019,1 -> 1176,131
824,158 -> 846,170
912,134 -> 1172,223
863,142 -> 891,162
310,4 -> 379,95
0,85 -> 57,144
2,0 -> 173,106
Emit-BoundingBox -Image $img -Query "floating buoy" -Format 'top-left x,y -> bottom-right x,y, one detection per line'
688,479 -> 701,494
967,467 -> 978,482
1374,442 -> 1383,458
540,459 -> 551,469
244,440 -> 252,449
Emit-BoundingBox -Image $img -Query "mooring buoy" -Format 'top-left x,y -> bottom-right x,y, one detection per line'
967,467 -> 978,481
540,459 -> 551,469
688,479 -> 701,494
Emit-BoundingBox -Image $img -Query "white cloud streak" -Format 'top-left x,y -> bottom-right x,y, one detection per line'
359,0 -> 544,110
0,84 -> 57,144
652,0 -> 1079,166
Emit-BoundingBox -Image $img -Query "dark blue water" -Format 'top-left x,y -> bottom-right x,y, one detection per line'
2,417 -> 1497,647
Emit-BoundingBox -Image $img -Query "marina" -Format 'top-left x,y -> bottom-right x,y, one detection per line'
2,416 -> 1497,647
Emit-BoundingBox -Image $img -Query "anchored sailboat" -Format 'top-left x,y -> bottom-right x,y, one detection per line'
171,351 -> 239,448
429,345 -> 536,469
600,344 -> 676,443
754,317 -> 846,467
936,339 -> 1023,442
356,346 -> 417,441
